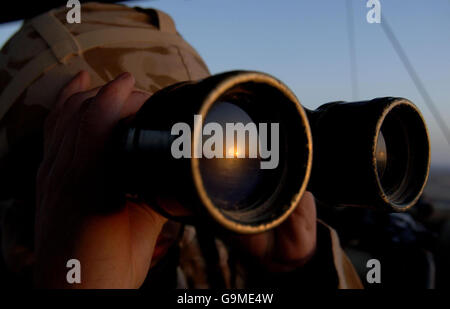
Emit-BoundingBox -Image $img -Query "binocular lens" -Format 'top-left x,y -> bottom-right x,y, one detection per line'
375,132 -> 387,179
199,102 -> 285,213
191,76 -> 311,231
375,103 -> 429,208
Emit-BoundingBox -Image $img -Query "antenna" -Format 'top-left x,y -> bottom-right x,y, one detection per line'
346,0 -> 359,101
380,16 -> 450,148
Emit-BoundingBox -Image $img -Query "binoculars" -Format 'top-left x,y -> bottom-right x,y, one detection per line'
114,71 -> 430,234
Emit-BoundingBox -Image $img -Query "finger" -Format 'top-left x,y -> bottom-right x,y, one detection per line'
38,97 -> 95,207
44,71 -> 91,155
46,87 -> 100,162
74,72 -> 135,167
120,91 -> 151,118
38,72 -> 91,202
284,191 -> 316,237
276,191 -> 317,262
47,99 -> 93,194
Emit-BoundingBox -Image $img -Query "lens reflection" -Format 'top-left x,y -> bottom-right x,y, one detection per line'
199,102 -> 264,211
376,104 -> 427,207
376,132 -> 387,179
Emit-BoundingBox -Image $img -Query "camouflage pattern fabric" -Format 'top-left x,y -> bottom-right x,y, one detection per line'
0,2 -> 209,195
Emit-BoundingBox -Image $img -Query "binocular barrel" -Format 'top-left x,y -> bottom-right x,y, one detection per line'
306,99 -> 430,211
115,71 -> 430,234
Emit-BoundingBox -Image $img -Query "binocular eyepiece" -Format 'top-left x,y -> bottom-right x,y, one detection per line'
116,71 -> 430,234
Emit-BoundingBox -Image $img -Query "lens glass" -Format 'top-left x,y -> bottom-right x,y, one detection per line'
375,132 -> 387,179
199,102 -> 281,212
196,81 -> 311,228
377,104 -> 429,207
378,118 -> 408,200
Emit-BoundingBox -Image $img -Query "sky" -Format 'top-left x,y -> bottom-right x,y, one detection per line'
0,0 -> 449,168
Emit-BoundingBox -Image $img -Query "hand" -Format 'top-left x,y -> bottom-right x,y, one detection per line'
232,192 -> 317,272
34,71 -> 167,288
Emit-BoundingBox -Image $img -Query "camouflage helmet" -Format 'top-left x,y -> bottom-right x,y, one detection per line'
0,2 -> 210,201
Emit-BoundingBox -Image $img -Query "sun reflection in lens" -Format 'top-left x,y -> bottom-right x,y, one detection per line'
376,132 -> 387,179
227,146 -> 241,157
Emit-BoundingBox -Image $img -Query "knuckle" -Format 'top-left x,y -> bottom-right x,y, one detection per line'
65,92 -> 86,108
100,83 -> 121,100
59,82 -> 78,101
